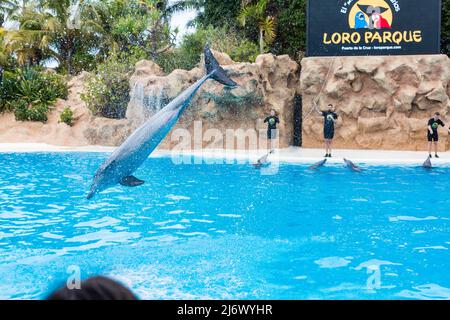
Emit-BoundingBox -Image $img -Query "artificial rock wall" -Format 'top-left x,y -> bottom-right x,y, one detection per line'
2,50 -> 448,152
300,55 -> 450,151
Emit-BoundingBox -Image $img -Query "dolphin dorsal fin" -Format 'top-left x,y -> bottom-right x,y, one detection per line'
120,175 -> 145,187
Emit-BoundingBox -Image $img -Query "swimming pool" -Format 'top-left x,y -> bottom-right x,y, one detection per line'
0,152 -> 449,299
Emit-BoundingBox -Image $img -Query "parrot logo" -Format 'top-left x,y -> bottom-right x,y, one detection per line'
349,1 -> 393,30
354,11 -> 368,29
432,122 -> 439,129
269,118 -> 276,125
357,4 -> 391,29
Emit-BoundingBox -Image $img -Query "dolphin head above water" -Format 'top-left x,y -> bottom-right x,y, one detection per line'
422,157 -> 432,169
344,158 -> 362,172
87,45 -> 237,199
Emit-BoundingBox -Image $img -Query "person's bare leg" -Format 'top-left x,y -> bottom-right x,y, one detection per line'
434,141 -> 438,157
428,141 -> 432,156
329,139 -> 333,157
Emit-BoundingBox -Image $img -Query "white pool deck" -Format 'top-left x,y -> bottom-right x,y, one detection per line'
1,143 -> 449,166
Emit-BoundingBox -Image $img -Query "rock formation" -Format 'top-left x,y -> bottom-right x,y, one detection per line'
1,50 -> 448,152
300,55 -> 450,151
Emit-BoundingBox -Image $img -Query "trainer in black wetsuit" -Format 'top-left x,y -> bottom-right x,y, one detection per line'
264,109 -> 280,151
427,112 -> 447,158
319,104 -> 338,158
264,111 -> 279,140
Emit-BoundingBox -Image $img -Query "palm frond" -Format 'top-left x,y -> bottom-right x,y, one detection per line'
260,15 -> 276,44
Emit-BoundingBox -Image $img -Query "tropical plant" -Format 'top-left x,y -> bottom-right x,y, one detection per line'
5,5 -> 53,66
0,26 -> 9,67
60,106 -> 74,125
201,86 -> 263,111
238,0 -> 276,54
157,25 -> 259,73
269,0 -> 306,59
14,99 -> 50,122
36,0 -> 110,74
90,0 -> 178,61
80,51 -> 141,119
185,0 -> 241,29
0,67 -> 67,121
0,0 -> 18,28
5,1 -> 113,73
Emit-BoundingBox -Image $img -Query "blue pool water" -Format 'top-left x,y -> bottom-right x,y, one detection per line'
0,152 -> 449,300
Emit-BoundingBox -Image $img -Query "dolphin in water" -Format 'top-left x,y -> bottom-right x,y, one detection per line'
87,45 -> 238,199
343,158 -> 362,172
252,150 -> 273,169
422,157 -> 432,169
308,158 -> 327,170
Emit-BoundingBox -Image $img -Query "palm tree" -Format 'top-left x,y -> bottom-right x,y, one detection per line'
39,0 -> 106,74
0,0 -> 18,27
5,4 -> 53,66
6,0 -> 110,74
0,26 -> 8,66
238,0 -> 275,54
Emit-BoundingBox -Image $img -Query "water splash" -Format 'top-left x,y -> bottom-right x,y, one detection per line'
129,83 -> 170,124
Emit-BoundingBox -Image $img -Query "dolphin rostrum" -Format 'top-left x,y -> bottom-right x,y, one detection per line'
308,158 -> 327,171
422,157 -> 432,169
343,158 -> 363,172
87,45 -> 238,199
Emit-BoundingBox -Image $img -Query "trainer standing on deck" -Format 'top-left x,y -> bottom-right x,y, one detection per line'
264,109 -> 280,151
427,112 -> 450,158
318,104 -> 338,158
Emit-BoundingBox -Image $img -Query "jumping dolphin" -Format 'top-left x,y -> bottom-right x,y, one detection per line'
87,45 -> 238,199
343,158 -> 362,172
308,158 -> 327,170
422,157 -> 432,169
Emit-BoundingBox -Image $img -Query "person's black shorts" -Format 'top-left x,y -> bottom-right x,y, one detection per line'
324,129 -> 334,140
267,129 -> 277,140
427,132 -> 438,142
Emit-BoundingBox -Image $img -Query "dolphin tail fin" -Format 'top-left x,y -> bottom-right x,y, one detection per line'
204,44 -> 238,87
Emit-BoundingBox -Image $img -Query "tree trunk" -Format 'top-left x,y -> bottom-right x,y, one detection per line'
66,33 -> 74,75
259,28 -> 264,54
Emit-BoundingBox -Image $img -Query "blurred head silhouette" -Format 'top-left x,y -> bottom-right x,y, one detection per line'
47,276 -> 138,300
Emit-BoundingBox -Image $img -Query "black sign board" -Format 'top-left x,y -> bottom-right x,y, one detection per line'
307,0 -> 441,56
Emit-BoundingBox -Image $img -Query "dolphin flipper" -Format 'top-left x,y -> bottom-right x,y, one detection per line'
120,176 -> 145,187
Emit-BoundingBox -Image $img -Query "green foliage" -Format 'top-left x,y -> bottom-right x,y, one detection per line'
238,0 -> 276,54
60,107 -> 74,126
157,26 -> 259,73
194,0 -> 242,30
81,51 -> 144,119
14,99 -> 49,122
0,67 -> 68,122
201,87 -> 264,111
269,0 -> 306,59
